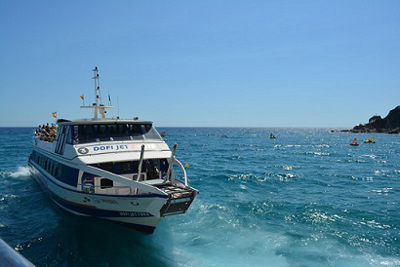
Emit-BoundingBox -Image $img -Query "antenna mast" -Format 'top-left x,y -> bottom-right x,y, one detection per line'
81,67 -> 114,119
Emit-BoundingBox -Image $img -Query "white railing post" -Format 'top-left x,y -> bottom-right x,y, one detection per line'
174,158 -> 188,186
137,145 -> 145,181
166,143 -> 177,182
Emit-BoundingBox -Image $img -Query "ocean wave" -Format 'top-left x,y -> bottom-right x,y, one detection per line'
361,154 -> 378,160
14,236 -> 44,252
313,144 -> 330,148
372,187 -> 394,195
305,151 -> 330,156
227,172 -> 297,184
1,127 -> 400,266
273,144 -> 302,150
0,166 -> 31,179
274,165 -> 298,170
350,176 -> 374,181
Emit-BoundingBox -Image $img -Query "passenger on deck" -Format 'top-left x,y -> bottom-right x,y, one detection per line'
40,127 -> 50,141
35,125 -> 42,136
50,124 -> 57,134
146,160 -> 159,180
49,125 -> 56,142
36,123 -> 57,142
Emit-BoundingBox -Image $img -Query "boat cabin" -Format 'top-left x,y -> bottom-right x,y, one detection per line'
32,119 -> 178,196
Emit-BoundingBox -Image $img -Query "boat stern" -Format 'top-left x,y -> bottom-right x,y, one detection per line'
157,184 -> 198,217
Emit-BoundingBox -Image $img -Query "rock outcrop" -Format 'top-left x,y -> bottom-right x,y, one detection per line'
341,106 -> 400,134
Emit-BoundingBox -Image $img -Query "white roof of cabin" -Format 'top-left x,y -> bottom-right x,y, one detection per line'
57,118 -> 152,125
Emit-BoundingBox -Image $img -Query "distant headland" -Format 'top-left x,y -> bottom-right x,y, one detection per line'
337,105 -> 400,134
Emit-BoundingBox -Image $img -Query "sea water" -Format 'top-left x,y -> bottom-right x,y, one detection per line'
0,127 -> 399,266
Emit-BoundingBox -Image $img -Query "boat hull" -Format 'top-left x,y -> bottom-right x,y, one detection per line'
28,161 -> 168,234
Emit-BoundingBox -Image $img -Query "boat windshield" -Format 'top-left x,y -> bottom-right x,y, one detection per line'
74,123 -> 162,144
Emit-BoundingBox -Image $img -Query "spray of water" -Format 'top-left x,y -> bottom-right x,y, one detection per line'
0,166 -> 31,179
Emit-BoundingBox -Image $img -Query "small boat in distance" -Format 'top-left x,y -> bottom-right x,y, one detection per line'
160,132 -> 166,137
350,138 -> 359,146
364,136 -> 375,144
269,133 -> 276,139
28,67 -> 198,234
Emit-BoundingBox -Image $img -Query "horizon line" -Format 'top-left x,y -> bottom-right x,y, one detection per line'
0,125 -> 351,129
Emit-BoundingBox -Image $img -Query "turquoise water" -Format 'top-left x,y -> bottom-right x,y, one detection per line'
0,127 -> 399,266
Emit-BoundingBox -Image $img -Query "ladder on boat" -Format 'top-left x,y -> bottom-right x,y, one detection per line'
157,184 -> 197,216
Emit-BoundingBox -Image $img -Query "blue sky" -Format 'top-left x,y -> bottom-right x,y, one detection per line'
1,1 -> 399,127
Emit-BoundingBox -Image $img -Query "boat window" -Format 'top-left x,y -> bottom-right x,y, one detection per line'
142,126 -> 162,140
121,161 -> 132,174
65,126 -> 73,144
55,126 -> 62,142
81,172 -> 96,193
51,163 -> 55,176
54,167 -> 58,178
73,123 -> 162,144
100,178 -> 113,189
98,162 -> 113,172
86,125 -> 97,143
132,161 -> 139,173
160,158 -> 169,180
55,126 -> 68,154
74,126 -> 79,144
127,124 -> 143,140
112,124 -> 130,141
146,159 -> 159,179
58,165 -> 66,181
113,162 -> 121,174
96,124 -> 109,141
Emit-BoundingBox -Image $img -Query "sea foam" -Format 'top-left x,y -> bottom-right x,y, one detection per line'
0,166 -> 31,179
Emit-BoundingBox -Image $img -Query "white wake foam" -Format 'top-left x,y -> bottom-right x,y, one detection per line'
0,166 -> 32,179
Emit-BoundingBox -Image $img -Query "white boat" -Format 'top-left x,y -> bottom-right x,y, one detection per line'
28,67 -> 198,234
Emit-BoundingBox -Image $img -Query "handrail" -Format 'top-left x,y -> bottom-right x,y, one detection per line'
0,238 -> 35,267
173,158 -> 188,186
166,144 -> 177,182
137,144 -> 145,181
80,165 -> 167,196
77,183 -> 132,189
78,183 -> 133,195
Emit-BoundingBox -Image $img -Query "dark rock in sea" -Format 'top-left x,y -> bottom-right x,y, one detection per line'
339,106 -> 400,134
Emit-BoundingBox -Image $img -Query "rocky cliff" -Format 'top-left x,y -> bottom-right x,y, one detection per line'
345,106 -> 400,134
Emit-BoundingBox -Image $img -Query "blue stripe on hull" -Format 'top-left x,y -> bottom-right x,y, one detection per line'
55,202 -> 156,234
29,163 -> 160,233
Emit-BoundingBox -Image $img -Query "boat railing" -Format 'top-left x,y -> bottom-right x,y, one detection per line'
173,158 -> 188,186
80,165 -> 168,196
0,238 -> 34,267
77,183 -> 133,195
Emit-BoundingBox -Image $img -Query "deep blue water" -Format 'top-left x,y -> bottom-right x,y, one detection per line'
0,127 -> 399,266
